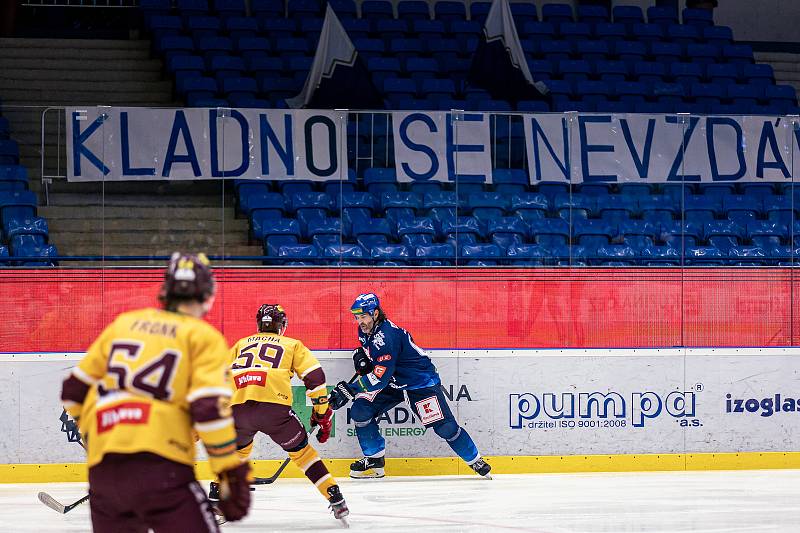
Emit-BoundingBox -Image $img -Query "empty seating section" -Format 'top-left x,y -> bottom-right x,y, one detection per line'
142,1 -> 798,114
133,1 -> 800,267
235,172 -> 800,266
0,101 -> 56,266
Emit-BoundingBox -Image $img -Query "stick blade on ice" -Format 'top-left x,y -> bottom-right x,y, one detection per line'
37,492 -> 66,514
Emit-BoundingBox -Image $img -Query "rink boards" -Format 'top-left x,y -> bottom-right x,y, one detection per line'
2,348 -> 800,482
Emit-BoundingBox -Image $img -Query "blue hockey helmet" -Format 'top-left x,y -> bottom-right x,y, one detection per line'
350,293 -> 380,315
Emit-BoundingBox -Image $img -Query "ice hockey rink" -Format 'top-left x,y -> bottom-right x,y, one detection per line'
3,470 -> 800,533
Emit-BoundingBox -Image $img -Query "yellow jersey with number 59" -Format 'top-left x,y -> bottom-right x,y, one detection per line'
72,307 -> 233,469
228,332 -> 320,407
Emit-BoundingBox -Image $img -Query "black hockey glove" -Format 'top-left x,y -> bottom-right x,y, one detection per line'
352,347 -> 374,376
329,381 -> 356,411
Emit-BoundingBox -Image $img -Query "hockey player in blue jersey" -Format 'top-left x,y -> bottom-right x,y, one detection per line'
328,293 -> 492,479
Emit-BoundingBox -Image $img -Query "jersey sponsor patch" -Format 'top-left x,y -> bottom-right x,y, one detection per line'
366,372 -> 381,385
373,365 -> 387,378
234,370 -> 267,389
415,396 -> 445,425
97,402 -> 151,433
376,354 -> 391,362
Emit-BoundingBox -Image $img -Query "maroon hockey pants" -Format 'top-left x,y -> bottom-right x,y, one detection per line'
88,452 -> 220,533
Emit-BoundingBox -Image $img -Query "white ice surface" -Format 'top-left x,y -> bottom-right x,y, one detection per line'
3,470 -> 800,533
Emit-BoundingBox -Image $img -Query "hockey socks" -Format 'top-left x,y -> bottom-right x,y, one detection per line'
434,421 -> 480,465
354,420 -> 385,458
288,443 -> 337,499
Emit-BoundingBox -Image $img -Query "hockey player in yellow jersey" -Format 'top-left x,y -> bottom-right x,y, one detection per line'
208,303 -> 349,526
60,252 -> 251,532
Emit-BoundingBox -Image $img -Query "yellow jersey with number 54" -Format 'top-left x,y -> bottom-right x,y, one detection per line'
228,332 -> 320,407
73,307 -> 233,469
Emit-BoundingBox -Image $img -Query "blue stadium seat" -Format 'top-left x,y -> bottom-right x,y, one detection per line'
460,243 -> 503,265
10,236 -> 58,266
251,0 -> 283,17
442,216 -> 483,245
613,5 -> 644,25
728,245 -> 768,266
764,195 -> 796,225
741,64 -> 775,86
541,40 -> 572,60
631,22 -> 663,42
560,22 -> 591,42
577,4 -> 608,23
594,22 -> 626,41
412,19 -> 446,36
4,215 -> 48,240
646,5 -> 678,26
684,245 -> 725,266
703,25 -> 733,45
287,0 -> 321,17
707,63 -> 739,86
704,220 -> 744,253
278,179 -> 314,196
573,219 -> 615,249
397,0 -> 430,19
329,0 -> 357,17
660,221 -> 702,247
510,193 -> 549,222
341,17 -> 370,38
323,243 -> 366,265
684,194 -> 721,224
341,192 -> 378,233
240,188 -> 282,215
187,15 -> 221,39
671,62 -> 703,88
722,195 -> 762,224
616,81 -> 648,106
277,244 -> 319,265
398,217 -> 436,247
0,166 -> 28,191
363,167 -> 398,195
224,16 -> 259,38
554,193 -> 594,219
596,194 -> 636,222
529,218 -> 570,247
354,218 -> 392,249
374,18 -> 409,40
467,192 -> 509,225
506,244 -> 549,266
263,218 -> 301,256
542,3 -> 573,24
650,41 -> 681,63
667,23 -> 700,44
433,1 -> 466,21
639,195 -> 677,225
618,220 -> 658,249
382,192 -> 422,227
487,217 -> 527,249
740,183 -> 775,198
727,84 -> 762,107
409,180 -> 443,196
766,85 -> 798,112
635,61 -> 667,83
371,244 -> 412,265
575,40 -> 609,61
687,43 -> 720,65
640,245 -> 680,266
619,183 -> 653,196
682,7 -> 713,27
469,1 -> 491,23
177,0 -> 210,18
222,76 -> 258,103
415,243 -> 455,265
615,41 -> 647,63
288,192 -> 333,232
595,244 -> 637,266
747,221 -> 787,248
308,217 -> 342,249
492,169 -> 528,196
594,60 -> 628,82
723,44 -> 754,64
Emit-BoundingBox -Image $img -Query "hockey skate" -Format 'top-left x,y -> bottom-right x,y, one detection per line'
469,457 -> 492,479
349,456 -> 385,479
207,482 -> 226,525
327,485 -> 350,527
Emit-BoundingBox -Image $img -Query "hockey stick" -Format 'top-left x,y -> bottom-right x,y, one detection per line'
37,492 -> 90,514
252,373 -> 359,486
38,411 -> 90,514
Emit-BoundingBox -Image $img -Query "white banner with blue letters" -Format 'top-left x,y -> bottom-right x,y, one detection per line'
66,107 -> 349,182
67,108 -> 800,184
